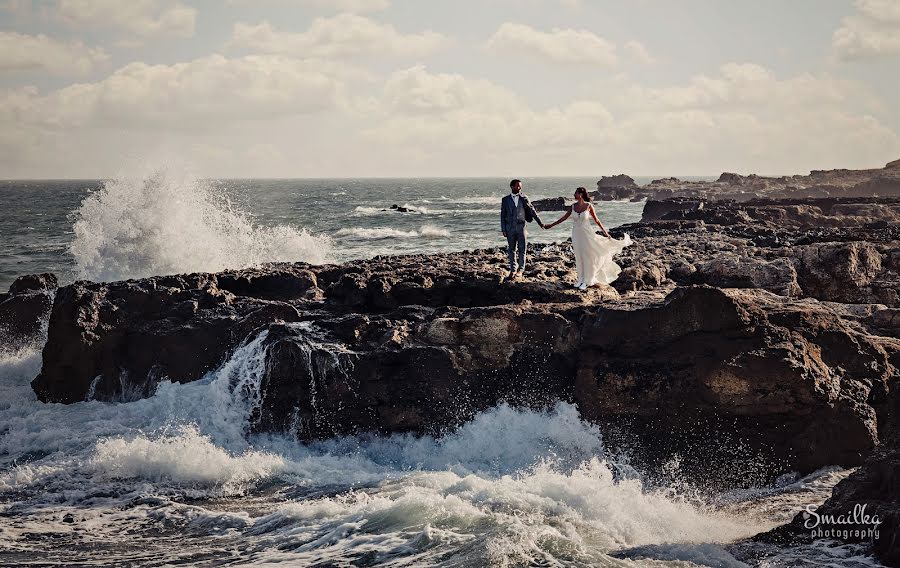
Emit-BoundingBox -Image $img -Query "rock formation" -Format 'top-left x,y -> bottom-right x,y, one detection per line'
14,189 -> 900,564
0,273 -> 57,347
547,159 -> 900,206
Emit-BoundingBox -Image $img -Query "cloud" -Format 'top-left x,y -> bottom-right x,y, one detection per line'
49,0 -> 197,40
366,65 -> 614,148
361,63 -> 897,175
485,22 -> 618,66
616,62 -> 863,110
0,32 -> 108,75
833,0 -> 900,60
230,14 -> 447,58
1,54 -> 351,132
856,0 -> 900,23
624,40 -> 655,65
302,0 -> 390,12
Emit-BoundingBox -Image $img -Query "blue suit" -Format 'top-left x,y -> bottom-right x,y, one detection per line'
500,194 -> 543,273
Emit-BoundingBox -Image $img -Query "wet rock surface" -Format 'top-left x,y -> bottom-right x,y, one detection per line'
0,273 -> 57,347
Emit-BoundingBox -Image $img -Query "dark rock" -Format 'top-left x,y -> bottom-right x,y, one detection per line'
31,273 -> 302,403
575,286 -> 894,484
597,174 -> 638,188
0,273 -> 58,346
532,197 -> 566,211
217,265 -> 319,301
9,273 -> 58,295
717,172 -> 745,184
641,198 -> 705,222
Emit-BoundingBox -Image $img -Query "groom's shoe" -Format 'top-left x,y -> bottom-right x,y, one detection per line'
515,270 -> 525,280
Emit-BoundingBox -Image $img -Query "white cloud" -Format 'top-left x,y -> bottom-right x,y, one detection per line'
2,54 -> 350,132
624,40 -> 655,65
0,32 -> 108,75
49,0 -> 197,40
367,65 -> 614,148
360,63 -> 897,175
485,22 -> 618,66
833,0 -> 900,60
617,63 -> 861,110
856,0 -> 900,23
302,0 -> 390,13
226,0 -> 390,12
230,14 -> 447,58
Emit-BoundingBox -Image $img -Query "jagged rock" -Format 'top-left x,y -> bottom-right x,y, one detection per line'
795,241 -> 888,304
641,198 -> 705,222
597,174 -> 638,188
717,172 -> 744,184
593,175 -> 641,201
217,265 -> 319,301
254,306 -> 578,439
575,286 -> 896,483
758,373 -> 900,565
692,256 -> 801,297
8,273 -> 58,295
31,272 -> 303,403
0,273 -> 58,346
532,196 -> 566,211
873,308 -> 900,335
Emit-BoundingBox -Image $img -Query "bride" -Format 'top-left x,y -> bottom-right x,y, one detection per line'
544,187 -> 632,290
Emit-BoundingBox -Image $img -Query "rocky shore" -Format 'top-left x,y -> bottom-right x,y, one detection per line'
3,174 -> 900,562
532,158 -> 900,210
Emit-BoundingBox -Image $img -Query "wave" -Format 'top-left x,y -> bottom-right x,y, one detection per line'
0,326 -> 861,566
335,224 -> 451,240
69,166 -> 332,282
453,195 -> 504,205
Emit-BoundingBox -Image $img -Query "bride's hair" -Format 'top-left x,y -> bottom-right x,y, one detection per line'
574,187 -> 591,202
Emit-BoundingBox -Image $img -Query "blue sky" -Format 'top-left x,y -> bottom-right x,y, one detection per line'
2,0 -> 899,178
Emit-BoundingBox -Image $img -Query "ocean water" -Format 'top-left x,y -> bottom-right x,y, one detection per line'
1,167 -> 652,289
0,335 -> 879,567
0,168 -> 883,566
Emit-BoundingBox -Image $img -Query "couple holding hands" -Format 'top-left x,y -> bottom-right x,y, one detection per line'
500,179 -> 632,290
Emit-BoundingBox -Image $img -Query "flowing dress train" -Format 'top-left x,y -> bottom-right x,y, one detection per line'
571,205 -> 632,286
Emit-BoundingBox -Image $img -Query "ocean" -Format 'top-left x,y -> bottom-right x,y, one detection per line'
0,169 -> 653,290
0,168 -> 881,566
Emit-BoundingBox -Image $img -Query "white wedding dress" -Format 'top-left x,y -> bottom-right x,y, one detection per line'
571,204 -> 632,287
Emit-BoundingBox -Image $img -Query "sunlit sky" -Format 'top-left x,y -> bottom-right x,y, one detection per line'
2,0 -> 900,178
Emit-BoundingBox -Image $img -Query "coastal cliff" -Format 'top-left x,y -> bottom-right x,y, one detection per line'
5,191 -> 900,562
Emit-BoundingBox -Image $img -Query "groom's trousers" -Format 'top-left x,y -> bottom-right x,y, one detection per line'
506,225 -> 527,272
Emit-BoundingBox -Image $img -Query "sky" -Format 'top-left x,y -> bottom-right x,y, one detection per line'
1,0 -> 900,179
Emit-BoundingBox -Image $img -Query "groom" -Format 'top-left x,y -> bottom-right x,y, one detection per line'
500,179 -> 544,280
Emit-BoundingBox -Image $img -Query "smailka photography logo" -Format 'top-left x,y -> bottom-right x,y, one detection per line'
804,504 -> 881,541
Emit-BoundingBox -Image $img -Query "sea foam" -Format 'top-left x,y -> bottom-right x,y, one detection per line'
69,166 -> 332,282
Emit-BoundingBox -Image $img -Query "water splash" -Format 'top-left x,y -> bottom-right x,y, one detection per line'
69,166 -> 332,282
0,331 -> 873,566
